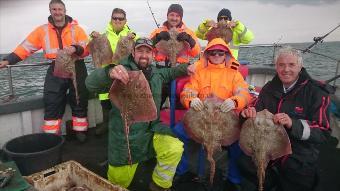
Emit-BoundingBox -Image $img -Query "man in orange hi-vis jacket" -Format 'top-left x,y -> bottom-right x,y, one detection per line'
150,4 -> 201,67
0,0 -> 89,142
149,4 -> 201,107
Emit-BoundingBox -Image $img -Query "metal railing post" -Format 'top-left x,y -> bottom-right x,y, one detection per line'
334,61 -> 340,86
272,45 -> 276,66
7,66 -> 14,97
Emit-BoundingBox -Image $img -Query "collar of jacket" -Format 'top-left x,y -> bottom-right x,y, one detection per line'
106,22 -> 130,36
266,67 -> 310,99
206,61 -> 228,69
48,15 -> 73,28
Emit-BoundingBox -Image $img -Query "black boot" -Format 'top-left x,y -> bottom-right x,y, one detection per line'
76,131 -> 87,143
95,108 -> 109,135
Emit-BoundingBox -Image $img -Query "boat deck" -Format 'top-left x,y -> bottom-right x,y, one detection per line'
60,128 -> 340,191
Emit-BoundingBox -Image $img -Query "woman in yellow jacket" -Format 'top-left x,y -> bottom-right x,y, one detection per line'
178,38 -> 250,189
180,38 -> 250,110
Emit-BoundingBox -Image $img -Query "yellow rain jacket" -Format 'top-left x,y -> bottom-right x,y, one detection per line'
180,38 -> 250,110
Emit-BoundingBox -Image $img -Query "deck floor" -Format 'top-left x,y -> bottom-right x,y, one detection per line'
61,128 -> 340,191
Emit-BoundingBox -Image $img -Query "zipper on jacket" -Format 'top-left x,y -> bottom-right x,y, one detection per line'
55,28 -> 64,49
277,98 -> 283,113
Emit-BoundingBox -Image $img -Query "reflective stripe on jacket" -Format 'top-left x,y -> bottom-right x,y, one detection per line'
150,22 -> 201,64
13,16 -> 88,60
195,19 -> 254,59
181,38 -> 250,109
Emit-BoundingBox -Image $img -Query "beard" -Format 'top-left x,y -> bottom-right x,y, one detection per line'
137,58 -> 151,68
136,60 -> 152,80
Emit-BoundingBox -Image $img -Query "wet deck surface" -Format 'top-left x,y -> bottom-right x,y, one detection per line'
61,128 -> 340,191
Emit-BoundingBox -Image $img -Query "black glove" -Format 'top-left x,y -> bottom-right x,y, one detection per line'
177,32 -> 196,48
154,31 -> 170,44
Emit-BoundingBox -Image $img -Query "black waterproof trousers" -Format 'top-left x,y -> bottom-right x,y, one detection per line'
237,153 -> 319,191
43,60 -> 88,120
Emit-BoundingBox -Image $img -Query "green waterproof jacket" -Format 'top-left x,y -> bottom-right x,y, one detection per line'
195,19 -> 254,59
85,55 -> 188,166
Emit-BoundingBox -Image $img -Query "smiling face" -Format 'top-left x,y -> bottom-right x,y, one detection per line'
111,12 -> 126,32
167,12 -> 181,28
133,46 -> 154,68
207,50 -> 227,65
275,53 -> 302,87
49,2 -> 66,24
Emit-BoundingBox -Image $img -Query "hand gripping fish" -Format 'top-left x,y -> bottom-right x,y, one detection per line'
109,71 -> 157,165
155,28 -> 191,67
54,49 -> 80,104
88,33 -> 113,68
239,109 -> 292,191
183,96 -> 240,184
206,20 -> 233,44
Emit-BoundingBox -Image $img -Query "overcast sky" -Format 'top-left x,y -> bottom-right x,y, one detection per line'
0,0 -> 339,53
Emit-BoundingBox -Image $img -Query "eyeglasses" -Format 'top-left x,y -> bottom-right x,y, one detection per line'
207,50 -> 226,57
111,17 -> 125,21
218,16 -> 229,21
135,38 -> 154,47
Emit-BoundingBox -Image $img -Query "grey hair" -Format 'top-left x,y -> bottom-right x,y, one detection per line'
274,46 -> 303,66
49,0 -> 65,8
112,8 -> 126,18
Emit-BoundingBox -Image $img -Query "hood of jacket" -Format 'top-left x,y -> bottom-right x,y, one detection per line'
201,38 -> 237,68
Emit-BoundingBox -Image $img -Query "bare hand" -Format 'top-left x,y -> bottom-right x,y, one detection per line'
0,60 -> 9,69
273,113 -> 292,128
90,31 -> 100,38
64,46 -> 76,55
241,107 -> 257,118
109,65 -> 129,84
206,20 -> 217,28
187,64 -> 195,75
227,20 -> 237,28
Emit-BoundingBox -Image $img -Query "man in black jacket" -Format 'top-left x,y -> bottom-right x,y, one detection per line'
239,46 -> 331,191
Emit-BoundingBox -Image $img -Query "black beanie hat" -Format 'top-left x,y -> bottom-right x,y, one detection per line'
167,4 -> 183,18
217,8 -> 232,21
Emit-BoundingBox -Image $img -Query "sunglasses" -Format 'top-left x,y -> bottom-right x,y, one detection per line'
207,50 -> 226,57
111,17 -> 125,21
135,38 -> 154,47
218,16 -> 230,21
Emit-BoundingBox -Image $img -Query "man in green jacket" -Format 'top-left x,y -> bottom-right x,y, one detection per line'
86,37 -> 189,191
195,8 -> 254,59
90,8 -> 137,135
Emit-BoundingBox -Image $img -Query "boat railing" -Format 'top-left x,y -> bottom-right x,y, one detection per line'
0,44 -> 339,100
0,58 -> 93,100
3,62 -> 52,99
